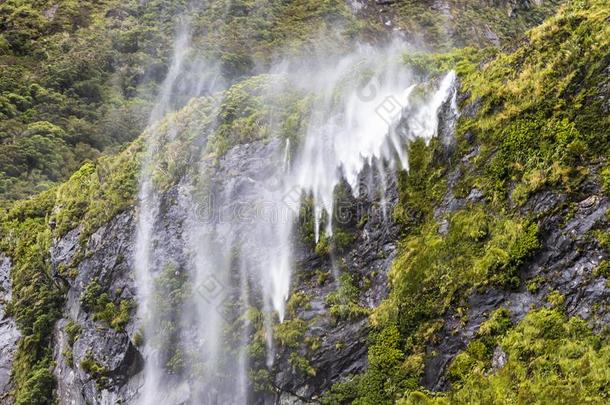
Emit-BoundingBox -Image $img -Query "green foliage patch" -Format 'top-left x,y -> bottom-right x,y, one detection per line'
80,281 -> 133,331
457,0 -> 610,206
404,309 -> 610,404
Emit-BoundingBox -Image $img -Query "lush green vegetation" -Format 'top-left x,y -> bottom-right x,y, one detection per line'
80,351 -> 110,389
324,308 -> 610,404
326,271 -> 370,322
80,281 -> 133,331
0,0 -> 162,202
0,0 -> 604,403
0,0 -> 332,201
403,309 -> 610,404
0,0 -> 561,203
0,137 -> 140,403
457,0 -> 610,207
1,191 -> 62,404
323,0 -> 610,403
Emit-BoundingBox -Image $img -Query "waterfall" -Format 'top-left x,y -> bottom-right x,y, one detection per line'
134,32 -> 457,403
279,44 -> 457,241
134,17 -> 225,405
134,23 -> 190,405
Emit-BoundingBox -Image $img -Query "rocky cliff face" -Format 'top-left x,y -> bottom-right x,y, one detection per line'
423,165 -> 610,391
15,85 -> 607,404
1,1 -> 608,404
0,256 -> 19,404
50,211 -> 142,405
38,131 -> 400,404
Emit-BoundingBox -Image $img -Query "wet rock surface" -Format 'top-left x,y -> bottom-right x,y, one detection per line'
0,255 -> 19,404
200,138 -> 402,402
272,163 -> 400,402
52,211 -> 143,405
42,135 -> 403,404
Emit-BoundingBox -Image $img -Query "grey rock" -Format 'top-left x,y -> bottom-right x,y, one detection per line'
52,211 -> 143,405
491,346 -> 507,370
483,25 -> 501,47
0,255 -> 19,404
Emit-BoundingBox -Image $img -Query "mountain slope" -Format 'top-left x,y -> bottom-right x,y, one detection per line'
0,0 -> 560,203
0,0 -> 608,404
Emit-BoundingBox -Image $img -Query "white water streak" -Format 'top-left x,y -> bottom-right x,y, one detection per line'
134,18 -> 225,404
135,22 -> 191,405
263,43 -> 458,325
135,34 -> 457,404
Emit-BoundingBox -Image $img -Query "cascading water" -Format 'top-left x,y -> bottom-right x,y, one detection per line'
134,32 -> 457,403
134,17 -> 225,405
274,44 -> 457,242
134,24 -> 191,405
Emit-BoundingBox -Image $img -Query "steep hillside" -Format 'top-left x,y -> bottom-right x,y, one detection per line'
0,0 -> 608,404
324,0 -> 610,402
0,0 -> 559,202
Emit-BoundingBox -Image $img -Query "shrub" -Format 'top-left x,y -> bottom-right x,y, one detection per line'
81,281 -> 133,331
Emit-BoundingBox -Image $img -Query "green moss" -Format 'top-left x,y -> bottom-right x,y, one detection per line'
326,272 -> 369,322
288,352 -> 316,377
526,275 -> 544,293
594,260 -> 610,279
0,190 -> 62,405
419,309 -> 610,403
314,269 -> 330,287
62,317 -> 82,368
62,348 -> 74,367
320,376 -> 360,405
354,325 -> 414,404
375,205 -> 538,343
306,335 -> 322,352
286,291 -> 311,319
274,318 -> 308,349
593,229 -> 610,251
249,368 -> 273,393
80,281 -> 133,331
403,48 -> 491,80
478,308 -> 512,338
206,75 -> 307,157
313,234 -> 330,257
331,228 -> 357,253
458,0 -> 610,208
166,349 -> 185,375
132,328 -> 144,348
80,351 -> 109,389
547,290 -> 566,307
600,168 -> 610,195
65,320 -> 81,347
50,142 -> 141,240
394,138 -> 447,232
11,365 -> 56,405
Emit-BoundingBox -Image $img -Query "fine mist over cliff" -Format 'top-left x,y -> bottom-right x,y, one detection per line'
133,18 -> 458,402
